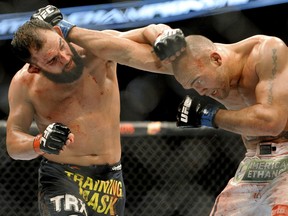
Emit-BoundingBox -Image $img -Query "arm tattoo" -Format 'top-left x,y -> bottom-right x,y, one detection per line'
267,48 -> 277,104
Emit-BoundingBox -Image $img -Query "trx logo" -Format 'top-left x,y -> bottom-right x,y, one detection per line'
50,194 -> 88,215
181,96 -> 192,123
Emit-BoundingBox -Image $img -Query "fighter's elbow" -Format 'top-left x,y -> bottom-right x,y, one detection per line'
6,141 -> 20,160
6,140 -> 36,161
262,118 -> 286,136
6,144 -> 19,160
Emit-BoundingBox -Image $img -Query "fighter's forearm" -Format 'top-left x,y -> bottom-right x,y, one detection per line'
117,24 -> 171,45
214,105 -> 285,137
6,131 -> 40,160
67,24 -> 170,51
67,27 -> 109,49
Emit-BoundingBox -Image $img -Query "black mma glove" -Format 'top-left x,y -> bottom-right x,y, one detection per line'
176,95 -> 219,128
30,5 -> 75,38
33,123 -> 71,155
153,29 -> 186,61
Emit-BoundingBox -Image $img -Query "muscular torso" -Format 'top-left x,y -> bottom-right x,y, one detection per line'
24,53 -> 121,165
217,86 -> 288,150
213,36 -> 288,150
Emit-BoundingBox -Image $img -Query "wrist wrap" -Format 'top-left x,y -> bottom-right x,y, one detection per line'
33,134 -> 45,155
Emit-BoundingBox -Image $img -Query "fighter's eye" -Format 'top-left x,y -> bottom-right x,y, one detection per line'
48,57 -> 57,65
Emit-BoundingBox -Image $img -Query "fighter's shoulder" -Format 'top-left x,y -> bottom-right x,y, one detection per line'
8,64 -> 34,107
247,34 -> 281,41
252,36 -> 288,76
253,35 -> 286,50
10,64 -> 33,89
238,35 -> 284,48
237,35 -> 287,63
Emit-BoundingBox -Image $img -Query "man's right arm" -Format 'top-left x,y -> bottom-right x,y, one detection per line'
6,69 -> 72,160
6,69 -> 39,160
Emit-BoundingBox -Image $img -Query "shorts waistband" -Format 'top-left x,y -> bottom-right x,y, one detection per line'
42,159 -> 122,173
257,142 -> 288,156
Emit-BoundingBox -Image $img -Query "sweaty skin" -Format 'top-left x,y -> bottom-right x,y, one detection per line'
6,24 -> 172,165
173,35 -> 288,151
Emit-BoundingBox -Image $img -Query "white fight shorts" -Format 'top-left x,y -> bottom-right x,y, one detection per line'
210,142 -> 288,216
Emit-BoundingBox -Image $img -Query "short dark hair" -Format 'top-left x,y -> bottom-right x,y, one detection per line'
11,19 -> 54,63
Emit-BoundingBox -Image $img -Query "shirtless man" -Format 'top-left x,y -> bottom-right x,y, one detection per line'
6,5 -> 184,216
154,35 -> 288,215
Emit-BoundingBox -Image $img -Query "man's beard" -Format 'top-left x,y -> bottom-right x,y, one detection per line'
41,44 -> 84,84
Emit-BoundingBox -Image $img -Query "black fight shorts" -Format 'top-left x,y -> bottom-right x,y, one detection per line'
38,159 -> 125,216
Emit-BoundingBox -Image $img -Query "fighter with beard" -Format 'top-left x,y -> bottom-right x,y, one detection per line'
6,5 -> 185,216
41,43 -> 84,84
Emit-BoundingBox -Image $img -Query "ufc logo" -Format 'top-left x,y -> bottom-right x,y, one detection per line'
43,124 -> 54,139
180,96 -> 192,123
36,7 -> 55,20
180,107 -> 189,123
41,123 -> 54,147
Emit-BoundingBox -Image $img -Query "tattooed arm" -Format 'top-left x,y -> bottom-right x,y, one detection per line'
214,36 -> 288,137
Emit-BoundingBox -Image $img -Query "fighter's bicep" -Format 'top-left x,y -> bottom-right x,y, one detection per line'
7,80 -> 34,133
99,38 -> 156,68
255,77 -> 288,121
256,39 -> 288,105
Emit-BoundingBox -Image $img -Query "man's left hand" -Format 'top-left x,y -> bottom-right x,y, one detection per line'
153,29 -> 186,62
31,5 -> 75,38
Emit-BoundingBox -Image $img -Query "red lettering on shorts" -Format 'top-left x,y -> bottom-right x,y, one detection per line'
272,205 -> 288,216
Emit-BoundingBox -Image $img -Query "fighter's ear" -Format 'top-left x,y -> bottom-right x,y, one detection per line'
53,26 -> 64,37
210,52 -> 222,66
28,64 -> 40,74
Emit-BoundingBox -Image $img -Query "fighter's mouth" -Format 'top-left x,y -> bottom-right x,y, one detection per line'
65,60 -> 73,71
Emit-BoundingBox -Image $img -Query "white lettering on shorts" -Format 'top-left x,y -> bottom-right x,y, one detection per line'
234,156 -> 288,183
50,194 -> 88,216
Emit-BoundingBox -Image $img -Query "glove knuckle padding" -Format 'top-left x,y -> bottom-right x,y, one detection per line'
50,134 -> 64,143
49,140 -> 63,149
56,124 -> 71,133
31,5 -> 75,38
154,43 -> 166,60
40,122 -> 71,154
30,5 -> 63,26
153,29 -> 186,60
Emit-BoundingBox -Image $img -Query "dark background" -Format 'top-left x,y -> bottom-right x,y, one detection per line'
0,0 -> 288,121
0,1 -> 287,215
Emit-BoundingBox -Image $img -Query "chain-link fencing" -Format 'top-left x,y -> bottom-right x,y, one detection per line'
0,121 -> 245,216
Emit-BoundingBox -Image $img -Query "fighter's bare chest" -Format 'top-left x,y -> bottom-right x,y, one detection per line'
31,72 -> 118,122
218,87 -> 257,109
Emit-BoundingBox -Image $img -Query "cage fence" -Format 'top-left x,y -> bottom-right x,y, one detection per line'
0,121 -> 245,216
